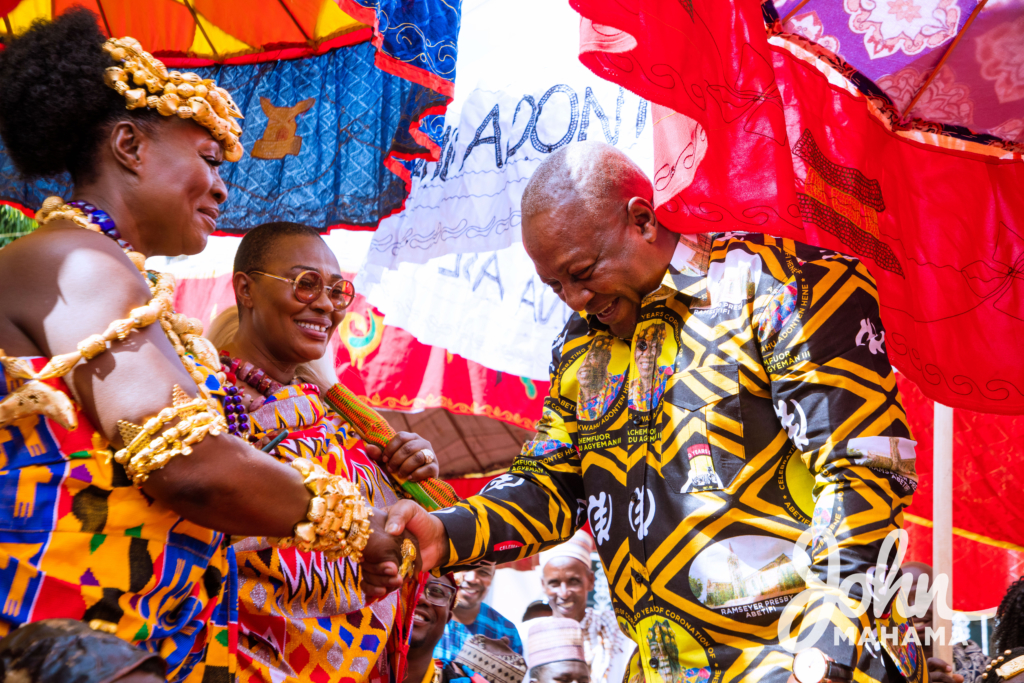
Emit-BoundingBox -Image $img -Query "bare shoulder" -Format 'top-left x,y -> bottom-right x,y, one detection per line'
0,221 -> 151,357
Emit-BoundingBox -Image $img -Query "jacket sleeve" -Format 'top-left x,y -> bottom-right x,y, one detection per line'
433,317 -> 590,568
752,240 -> 917,667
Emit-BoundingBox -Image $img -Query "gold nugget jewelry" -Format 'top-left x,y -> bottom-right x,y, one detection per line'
114,385 -> 228,485
102,37 -> 244,162
274,458 -> 373,562
399,538 -> 417,579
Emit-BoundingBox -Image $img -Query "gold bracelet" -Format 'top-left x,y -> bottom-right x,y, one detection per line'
113,385 -> 227,485
275,458 -> 373,562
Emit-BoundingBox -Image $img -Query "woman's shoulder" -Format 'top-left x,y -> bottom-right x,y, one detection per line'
0,221 -> 152,353
1,221 -> 148,293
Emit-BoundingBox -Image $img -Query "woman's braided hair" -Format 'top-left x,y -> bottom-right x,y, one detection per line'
992,575 -> 1024,654
0,8 -> 158,181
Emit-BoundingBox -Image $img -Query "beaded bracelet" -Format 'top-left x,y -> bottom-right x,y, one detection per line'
275,458 -> 373,562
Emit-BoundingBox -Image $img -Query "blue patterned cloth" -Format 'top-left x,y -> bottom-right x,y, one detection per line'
433,602 -> 524,664
0,42 -> 449,233
345,0 -> 460,91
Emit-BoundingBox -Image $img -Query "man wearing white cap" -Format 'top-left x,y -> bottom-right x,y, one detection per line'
539,531 -> 634,683
526,618 -> 591,683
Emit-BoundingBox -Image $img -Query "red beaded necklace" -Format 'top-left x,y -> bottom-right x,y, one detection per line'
219,352 -> 319,405
220,351 -> 286,397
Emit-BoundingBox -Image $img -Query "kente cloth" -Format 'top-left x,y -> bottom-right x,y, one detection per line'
572,0 -> 1024,415
233,384 -> 408,683
433,603 -> 523,665
0,357 -> 236,683
434,234 -> 926,683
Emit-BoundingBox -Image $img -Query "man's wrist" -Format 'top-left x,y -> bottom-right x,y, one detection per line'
792,649 -> 854,683
429,510 -> 454,569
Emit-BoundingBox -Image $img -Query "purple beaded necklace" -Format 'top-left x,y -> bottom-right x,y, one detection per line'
219,351 -> 293,437
66,201 -> 137,253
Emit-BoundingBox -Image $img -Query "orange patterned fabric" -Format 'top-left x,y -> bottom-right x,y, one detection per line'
0,357 -> 235,683
234,384 -> 409,683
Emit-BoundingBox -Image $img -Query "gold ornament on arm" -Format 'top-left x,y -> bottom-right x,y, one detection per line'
274,458 -> 373,562
113,384 -> 228,486
102,37 -> 244,163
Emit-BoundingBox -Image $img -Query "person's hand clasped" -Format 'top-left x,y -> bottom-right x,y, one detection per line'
384,499 -> 449,571
365,431 -> 439,482
926,657 -> 963,683
360,507 -> 421,599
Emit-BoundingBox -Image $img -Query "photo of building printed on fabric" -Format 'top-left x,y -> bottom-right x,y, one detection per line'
688,536 -> 806,619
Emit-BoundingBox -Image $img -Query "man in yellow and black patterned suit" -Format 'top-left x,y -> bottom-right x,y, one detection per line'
390,142 -> 926,683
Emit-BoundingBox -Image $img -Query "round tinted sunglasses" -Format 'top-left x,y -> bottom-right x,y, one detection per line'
250,270 -> 355,310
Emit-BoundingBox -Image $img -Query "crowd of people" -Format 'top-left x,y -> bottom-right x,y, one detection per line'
0,8 -> 1020,683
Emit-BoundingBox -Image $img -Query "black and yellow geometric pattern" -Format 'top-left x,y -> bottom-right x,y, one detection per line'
435,233 -> 924,683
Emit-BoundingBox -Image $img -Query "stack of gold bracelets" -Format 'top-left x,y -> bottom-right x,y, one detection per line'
275,458 -> 373,562
114,385 -> 227,485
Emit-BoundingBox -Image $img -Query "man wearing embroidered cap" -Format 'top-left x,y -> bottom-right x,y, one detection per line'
526,618 -> 590,683
539,531 -> 633,683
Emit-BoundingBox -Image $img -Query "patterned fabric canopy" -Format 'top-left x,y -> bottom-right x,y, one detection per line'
775,0 -> 1024,142
572,0 -> 1024,414
0,0 -> 460,231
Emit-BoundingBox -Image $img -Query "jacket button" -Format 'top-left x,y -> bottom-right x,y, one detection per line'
649,657 -> 659,669
637,340 -> 648,352
630,490 -> 639,503
632,415 -> 643,425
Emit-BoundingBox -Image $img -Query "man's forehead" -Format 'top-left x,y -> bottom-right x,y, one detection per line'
543,557 -> 590,577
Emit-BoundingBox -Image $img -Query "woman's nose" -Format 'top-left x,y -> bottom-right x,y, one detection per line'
309,287 -> 335,313
210,170 -> 228,205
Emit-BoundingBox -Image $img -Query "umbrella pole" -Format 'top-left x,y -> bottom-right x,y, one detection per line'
933,402 -> 954,663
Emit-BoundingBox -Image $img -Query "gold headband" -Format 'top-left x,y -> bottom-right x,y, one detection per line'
102,37 -> 244,162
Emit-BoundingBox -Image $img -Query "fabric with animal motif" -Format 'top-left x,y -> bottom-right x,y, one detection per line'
434,233 -> 922,683
234,384 -> 409,683
0,357 -> 236,683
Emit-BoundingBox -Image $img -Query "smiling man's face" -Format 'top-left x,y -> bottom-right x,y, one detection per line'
453,563 -> 496,612
411,578 -> 453,651
541,557 -> 593,622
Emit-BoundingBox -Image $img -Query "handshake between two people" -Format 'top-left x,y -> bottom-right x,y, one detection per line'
355,431 -> 453,599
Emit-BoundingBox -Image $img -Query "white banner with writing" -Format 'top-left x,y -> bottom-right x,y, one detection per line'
358,0 -> 652,380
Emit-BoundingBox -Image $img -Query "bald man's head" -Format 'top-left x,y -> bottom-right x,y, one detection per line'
520,142 -> 675,339
521,142 -> 653,230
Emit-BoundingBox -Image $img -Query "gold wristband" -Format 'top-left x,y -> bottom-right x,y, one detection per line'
275,458 -> 373,562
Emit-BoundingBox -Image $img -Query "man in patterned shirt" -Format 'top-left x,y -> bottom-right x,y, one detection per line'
390,142 -> 924,683
433,562 -> 524,663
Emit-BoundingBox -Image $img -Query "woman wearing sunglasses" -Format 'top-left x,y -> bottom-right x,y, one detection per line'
209,221 -> 441,683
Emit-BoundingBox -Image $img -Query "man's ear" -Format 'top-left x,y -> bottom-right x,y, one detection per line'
234,271 -> 255,310
585,569 -> 595,592
109,120 -> 149,174
626,197 -> 658,243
